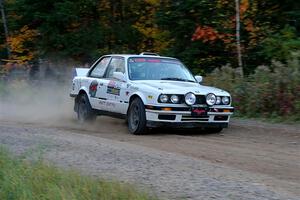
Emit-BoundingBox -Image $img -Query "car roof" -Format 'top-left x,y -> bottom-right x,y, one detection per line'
104,54 -> 178,60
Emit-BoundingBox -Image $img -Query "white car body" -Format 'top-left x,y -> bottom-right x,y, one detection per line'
70,53 -> 234,134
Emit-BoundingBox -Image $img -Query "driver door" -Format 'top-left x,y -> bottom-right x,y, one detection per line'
98,57 -> 128,114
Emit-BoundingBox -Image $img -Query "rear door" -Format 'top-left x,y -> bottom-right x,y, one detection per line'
87,56 -> 111,110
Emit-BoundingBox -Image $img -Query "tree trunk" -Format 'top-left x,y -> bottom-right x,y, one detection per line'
0,0 -> 10,57
235,0 -> 243,76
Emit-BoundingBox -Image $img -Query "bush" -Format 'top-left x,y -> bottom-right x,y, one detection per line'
205,52 -> 300,122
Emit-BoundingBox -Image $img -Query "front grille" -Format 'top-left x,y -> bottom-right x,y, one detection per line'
157,94 -> 207,105
196,95 -> 206,104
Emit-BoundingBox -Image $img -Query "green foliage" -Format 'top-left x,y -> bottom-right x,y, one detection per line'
0,147 -> 157,200
260,26 -> 300,62
205,53 -> 300,121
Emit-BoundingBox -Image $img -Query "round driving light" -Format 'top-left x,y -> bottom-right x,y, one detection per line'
185,92 -> 196,105
216,96 -> 221,104
170,95 -> 179,104
206,93 -> 216,106
159,94 -> 168,103
222,96 -> 230,105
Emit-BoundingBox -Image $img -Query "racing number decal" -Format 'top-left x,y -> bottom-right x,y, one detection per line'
89,80 -> 98,97
107,80 -> 120,96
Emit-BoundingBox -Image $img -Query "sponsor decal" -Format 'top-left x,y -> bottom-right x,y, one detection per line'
147,95 -> 153,99
106,102 -> 116,107
161,59 -> 180,64
147,59 -> 161,63
193,109 -> 206,115
107,87 -> 120,95
99,100 -> 106,105
128,58 -> 180,64
89,80 -> 98,97
130,86 -> 139,90
108,80 -> 117,88
99,100 -> 116,107
191,107 -> 208,117
107,80 -> 121,96
134,58 -> 146,62
132,58 -> 160,63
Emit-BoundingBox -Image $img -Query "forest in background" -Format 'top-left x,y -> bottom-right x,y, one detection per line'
0,0 -> 299,73
0,0 -> 300,121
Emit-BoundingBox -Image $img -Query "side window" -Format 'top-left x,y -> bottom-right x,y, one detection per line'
105,57 -> 125,78
90,57 -> 110,78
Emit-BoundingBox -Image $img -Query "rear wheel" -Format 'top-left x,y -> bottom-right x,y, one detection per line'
77,93 -> 96,123
127,98 -> 147,135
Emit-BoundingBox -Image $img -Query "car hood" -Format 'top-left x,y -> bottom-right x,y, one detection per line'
134,80 -> 230,96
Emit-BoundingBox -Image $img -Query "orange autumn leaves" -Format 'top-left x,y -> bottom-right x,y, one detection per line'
191,26 -> 233,44
7,26 -> 38,64
192,0 -> 255,45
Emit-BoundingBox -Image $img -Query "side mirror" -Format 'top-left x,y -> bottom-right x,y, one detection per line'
195,75 -> 203,83
113,71 -> 126,82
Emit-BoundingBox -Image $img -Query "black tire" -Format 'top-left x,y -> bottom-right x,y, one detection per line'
127,98 -> 147,135
204,127 -> 223,134
77,93 -> 96,123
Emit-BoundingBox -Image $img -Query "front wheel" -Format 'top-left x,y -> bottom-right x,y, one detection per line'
127,98 -> 147,135
77,94 -> 96,123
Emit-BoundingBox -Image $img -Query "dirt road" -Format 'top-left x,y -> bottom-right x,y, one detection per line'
0,84 -> 299,199
0,116 -> 299,200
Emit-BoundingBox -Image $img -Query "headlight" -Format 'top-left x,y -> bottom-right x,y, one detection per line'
185,92 -> 196,105
216,96 -> 221,104
159,94 -> 168,103
222,96 -> 230,105
206,93 -> 216,105
170,95 -> 179,104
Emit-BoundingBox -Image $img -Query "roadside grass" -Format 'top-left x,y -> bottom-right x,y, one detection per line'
0,148 -> 157,200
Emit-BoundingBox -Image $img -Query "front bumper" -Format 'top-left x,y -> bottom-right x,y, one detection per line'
145,105 -> 234,128
147,121 -> 228,128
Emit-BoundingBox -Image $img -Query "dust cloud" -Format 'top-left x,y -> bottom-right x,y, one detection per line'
0,71 -> 126,133
0,79 -> 75,126
0,59 -> 129,133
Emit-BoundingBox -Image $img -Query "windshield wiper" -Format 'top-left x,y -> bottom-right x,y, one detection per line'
161,77 -> 195,82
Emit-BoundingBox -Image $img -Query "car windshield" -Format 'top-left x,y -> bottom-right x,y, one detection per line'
128,57 -> 196,82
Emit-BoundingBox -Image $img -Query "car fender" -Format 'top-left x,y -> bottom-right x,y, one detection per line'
78,86 -> 89,98
129,91 -> 148,105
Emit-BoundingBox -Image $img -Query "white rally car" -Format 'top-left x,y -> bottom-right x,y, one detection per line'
70,53 -> 234,134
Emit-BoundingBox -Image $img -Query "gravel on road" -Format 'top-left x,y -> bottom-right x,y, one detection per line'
0,121 -> 299,200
